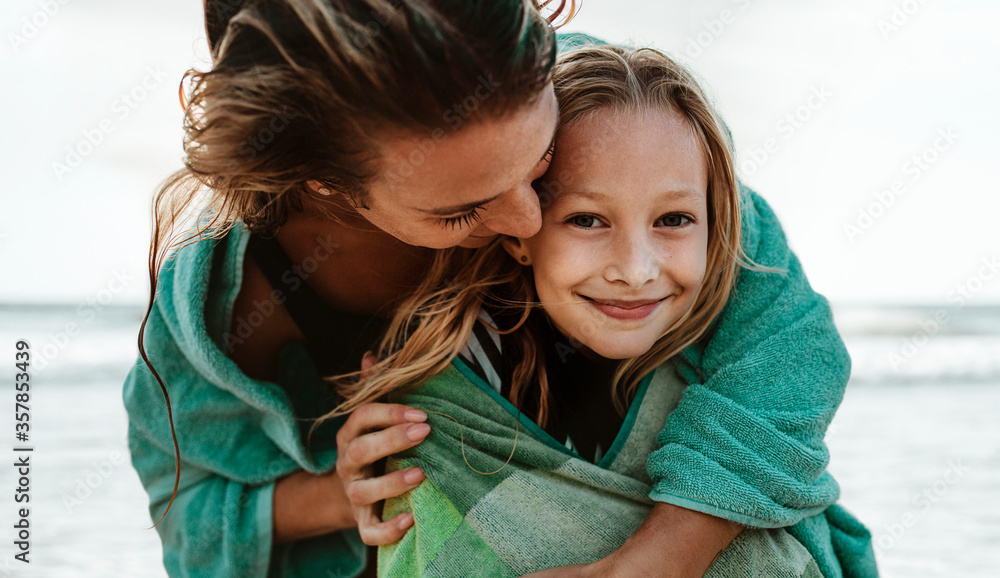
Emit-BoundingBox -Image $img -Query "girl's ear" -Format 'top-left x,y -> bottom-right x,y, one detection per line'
501,236 -> 532,266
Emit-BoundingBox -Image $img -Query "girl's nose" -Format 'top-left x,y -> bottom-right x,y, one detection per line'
604,233 -> 659,288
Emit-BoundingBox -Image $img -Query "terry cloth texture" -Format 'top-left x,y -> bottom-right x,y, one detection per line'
122,221 -> 367,578
379,360 -> 824,578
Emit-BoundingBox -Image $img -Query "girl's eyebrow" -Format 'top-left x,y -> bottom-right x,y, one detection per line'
558,189 -> 704,202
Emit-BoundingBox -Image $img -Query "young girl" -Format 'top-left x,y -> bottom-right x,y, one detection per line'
320,45 -> 877,577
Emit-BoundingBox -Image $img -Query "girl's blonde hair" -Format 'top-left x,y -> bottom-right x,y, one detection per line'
315,44 -> 759,437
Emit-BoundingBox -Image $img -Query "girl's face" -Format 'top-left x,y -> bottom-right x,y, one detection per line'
505,107 -> 709,359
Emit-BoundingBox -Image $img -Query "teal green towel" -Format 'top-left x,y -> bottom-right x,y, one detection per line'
380,360 -> 824,578
647,186 -> 877,577
122,222 -> 366,578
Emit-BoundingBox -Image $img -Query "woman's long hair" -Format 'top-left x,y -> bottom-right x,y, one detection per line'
316,44 -> 765,437
139,0 -> 577,526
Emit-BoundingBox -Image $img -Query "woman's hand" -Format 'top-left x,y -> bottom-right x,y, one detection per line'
272,353 -> 431,546
334,352 -> 431,545
334,401 -> 430,544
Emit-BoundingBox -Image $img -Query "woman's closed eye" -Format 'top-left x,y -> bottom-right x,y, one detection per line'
438,205 -> 486,229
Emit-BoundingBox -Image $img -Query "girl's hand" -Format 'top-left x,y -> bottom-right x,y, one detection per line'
334,352 -> 431,545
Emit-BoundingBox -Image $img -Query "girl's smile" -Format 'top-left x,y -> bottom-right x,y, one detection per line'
582,296 -> 668,321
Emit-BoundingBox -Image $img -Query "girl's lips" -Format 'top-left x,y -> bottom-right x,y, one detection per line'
584,296 -> 664,321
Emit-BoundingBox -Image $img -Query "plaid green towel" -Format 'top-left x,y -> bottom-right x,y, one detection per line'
379,360 -> 823,577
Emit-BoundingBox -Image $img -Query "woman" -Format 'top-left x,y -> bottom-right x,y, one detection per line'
122,1 -> 860,576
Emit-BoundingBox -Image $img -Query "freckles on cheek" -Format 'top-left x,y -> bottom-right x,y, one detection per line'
665,242 -> 707,293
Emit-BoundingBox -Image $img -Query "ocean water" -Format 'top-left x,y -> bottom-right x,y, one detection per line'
0,303 -> 997,577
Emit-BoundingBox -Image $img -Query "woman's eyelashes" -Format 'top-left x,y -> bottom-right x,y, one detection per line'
438,205 -> 486,229
541,141 -> 555,164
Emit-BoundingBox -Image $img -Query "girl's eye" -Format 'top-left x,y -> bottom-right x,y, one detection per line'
439,205 -> 485,229
657,214 -> 691,228
570,215 -> 602,228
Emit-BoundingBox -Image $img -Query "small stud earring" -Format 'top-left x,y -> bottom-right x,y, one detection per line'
520,256 -> 528,263
318,187 -> 332,196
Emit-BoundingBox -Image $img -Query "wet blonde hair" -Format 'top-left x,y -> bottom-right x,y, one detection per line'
316,44 -> 761,436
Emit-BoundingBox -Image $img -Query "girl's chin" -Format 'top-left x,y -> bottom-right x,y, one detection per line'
582,340 -> 657,361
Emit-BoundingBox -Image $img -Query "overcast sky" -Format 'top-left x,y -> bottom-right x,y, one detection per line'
1,0 -> 997,307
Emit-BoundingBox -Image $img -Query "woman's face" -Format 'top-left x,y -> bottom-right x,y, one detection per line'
506,107 -> 710,359
339,84 -> 560,249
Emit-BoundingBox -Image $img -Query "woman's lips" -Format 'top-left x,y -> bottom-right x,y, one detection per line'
584,296 -> 664,321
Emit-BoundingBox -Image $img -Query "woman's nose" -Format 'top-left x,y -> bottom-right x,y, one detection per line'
480,182 -> 542,239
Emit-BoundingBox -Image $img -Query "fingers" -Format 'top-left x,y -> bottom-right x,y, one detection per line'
361,350 -> 377,374
344,422 -> 431,473
336,403 -> 427,457
358,509 -> 415,546
346,466 -> 426,507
